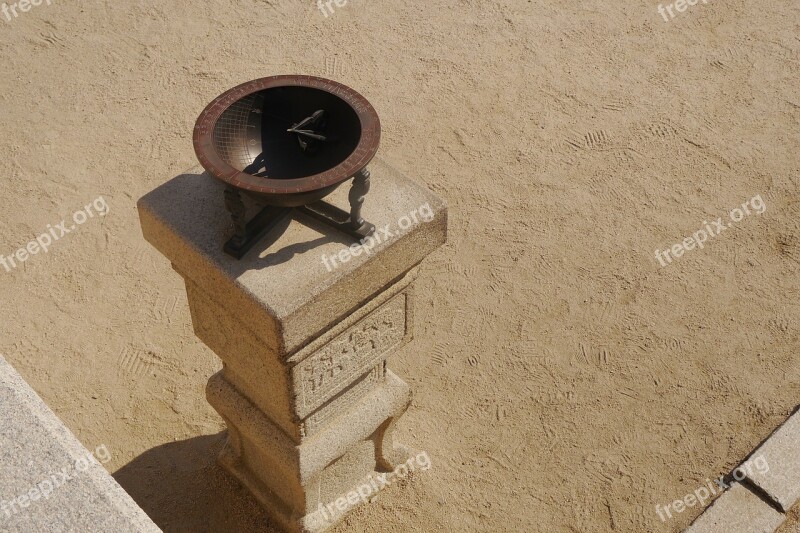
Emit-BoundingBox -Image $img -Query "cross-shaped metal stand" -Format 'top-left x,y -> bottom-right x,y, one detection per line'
222,168 -> 376,259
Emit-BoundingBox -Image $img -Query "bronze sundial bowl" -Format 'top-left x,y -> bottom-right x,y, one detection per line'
193,75 -> 380,258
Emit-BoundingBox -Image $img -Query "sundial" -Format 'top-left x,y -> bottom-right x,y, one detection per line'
193,75 -> 380,258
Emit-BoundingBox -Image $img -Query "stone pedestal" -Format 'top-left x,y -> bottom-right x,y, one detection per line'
137,158 -> 446,532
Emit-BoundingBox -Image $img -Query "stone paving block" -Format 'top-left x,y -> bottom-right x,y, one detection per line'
684,483 -> 784,533
742,410 -> 800,512
0,355 -> 160,533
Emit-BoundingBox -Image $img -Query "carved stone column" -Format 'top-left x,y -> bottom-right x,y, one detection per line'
137,159 -> 446,532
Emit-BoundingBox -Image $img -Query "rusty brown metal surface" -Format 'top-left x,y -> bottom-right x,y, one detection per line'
193,75 -> 381,200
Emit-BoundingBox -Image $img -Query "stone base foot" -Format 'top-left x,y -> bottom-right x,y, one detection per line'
206,370 -> 412,533
373,414 -> 413,472
218,443 -> 400,533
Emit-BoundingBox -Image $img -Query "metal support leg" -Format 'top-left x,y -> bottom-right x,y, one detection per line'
224,187 -> 248,249
349,168 -> 370,230
223,187 -> 292,259
297,168 -> 376,241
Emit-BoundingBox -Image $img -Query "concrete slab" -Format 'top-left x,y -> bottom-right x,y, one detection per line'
0,355 -> 160,533
743,410 -> 800,512
684,483 -> 784,533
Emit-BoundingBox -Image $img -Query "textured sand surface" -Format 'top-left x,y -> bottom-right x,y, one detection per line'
1,0 -> 799,532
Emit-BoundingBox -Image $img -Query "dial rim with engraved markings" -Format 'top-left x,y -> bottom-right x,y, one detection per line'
193,75 -> 381,196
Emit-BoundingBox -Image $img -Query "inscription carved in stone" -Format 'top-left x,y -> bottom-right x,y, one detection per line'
294,292 -> 406,416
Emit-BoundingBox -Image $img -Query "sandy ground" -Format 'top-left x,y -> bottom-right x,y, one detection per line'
1,0 -> 799,531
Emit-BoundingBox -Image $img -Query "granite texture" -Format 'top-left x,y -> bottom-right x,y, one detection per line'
138,159 -> 446,532
742,410 -> 800,512
138,156 -> 447,357
684,483 -> 784,533
0,355 -> 160,533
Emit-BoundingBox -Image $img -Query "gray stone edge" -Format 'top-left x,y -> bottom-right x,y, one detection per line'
684,483 -> 783,533
684,407 -> 800,532
0,355 -> 161,533
741,407 -> 800,512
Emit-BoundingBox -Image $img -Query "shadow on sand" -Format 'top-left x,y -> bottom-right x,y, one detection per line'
113,433 -> 281,533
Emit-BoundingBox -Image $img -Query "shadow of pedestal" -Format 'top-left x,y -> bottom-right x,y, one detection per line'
113,433 -> 281,533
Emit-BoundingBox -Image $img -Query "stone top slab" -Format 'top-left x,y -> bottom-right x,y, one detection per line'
138,157 -> 446,356
0,355 -> 160,533
742,409 -> 800,512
